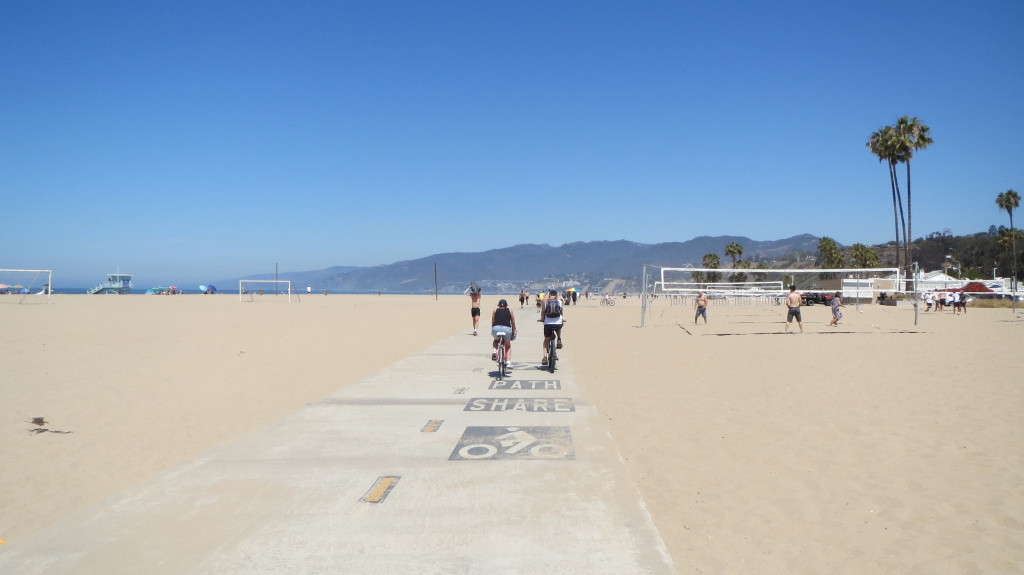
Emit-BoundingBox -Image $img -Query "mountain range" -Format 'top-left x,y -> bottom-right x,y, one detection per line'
219,234 -> 823,293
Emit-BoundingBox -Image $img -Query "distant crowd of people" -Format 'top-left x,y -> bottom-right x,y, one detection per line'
922,291 -> 969,314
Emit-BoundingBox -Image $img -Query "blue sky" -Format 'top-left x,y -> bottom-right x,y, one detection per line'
3,1 -> 1022,287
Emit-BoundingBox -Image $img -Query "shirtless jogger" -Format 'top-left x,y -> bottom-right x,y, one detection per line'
466,283 -> 482,335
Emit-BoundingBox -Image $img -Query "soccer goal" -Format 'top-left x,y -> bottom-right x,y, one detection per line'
0,269 -> 53,304
238,280 -> 300,303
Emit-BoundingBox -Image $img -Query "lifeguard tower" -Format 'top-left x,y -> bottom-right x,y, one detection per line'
87,273 -> 133,294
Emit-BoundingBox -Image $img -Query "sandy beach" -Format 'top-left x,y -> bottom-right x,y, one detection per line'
2,293 -> 1022,573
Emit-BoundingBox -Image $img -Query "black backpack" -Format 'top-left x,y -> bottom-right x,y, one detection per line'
544,299 -> 561,318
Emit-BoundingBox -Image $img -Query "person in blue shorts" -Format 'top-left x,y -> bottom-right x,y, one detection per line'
490,299 -> 517,367
694,291 -> 708,324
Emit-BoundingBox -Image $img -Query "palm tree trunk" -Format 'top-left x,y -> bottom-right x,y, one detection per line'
1011,212 -> 1018,306
888,163 -> 901,270
892,162 -> 908,285
906,160 -> 913,271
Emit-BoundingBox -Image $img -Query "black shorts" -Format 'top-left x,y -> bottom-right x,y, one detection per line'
543,324 -> 562,338
471,307 -> 481,317
787,307 -> 802,322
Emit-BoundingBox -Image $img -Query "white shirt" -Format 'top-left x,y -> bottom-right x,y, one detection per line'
542,298 -> 563,326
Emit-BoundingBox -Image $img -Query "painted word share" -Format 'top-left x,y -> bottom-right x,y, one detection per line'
464,397 -> 575,412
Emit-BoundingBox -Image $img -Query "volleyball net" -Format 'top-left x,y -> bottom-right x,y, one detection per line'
640,265 -> 900,325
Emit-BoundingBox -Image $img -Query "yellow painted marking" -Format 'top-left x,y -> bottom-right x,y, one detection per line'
361,476 -> 400,503
421,419 -> 444,433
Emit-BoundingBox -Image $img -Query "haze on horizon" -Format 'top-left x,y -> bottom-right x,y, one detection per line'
3,2 -> 1021,288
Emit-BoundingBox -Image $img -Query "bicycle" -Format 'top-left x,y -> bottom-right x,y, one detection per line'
599,298 -> 615,306
493,329 -> 511,380
546,333 -> 558,372
537,319 -> 564,373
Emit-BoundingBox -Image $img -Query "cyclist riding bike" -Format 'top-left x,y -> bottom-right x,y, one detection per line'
539,289 -> 563,366
491,299 -> 517,368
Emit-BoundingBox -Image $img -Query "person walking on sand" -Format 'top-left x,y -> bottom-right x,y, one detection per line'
465,282 -> 482,335
490,299 -> 517,368
694,291 -> 709,324
828,291 -> 845,326
785,285 -> 803,333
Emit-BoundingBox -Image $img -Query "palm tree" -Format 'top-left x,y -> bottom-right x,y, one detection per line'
894,116 -> 933,267
753,262 -> 768,283
733,260 -> 751,283
996,189 -> 1021,298
868,117 -> 933,282
701,253 -> 721,284
997,228 -> 1020,253
848,243 -> 880,271
724,242 -> 743,268
723,242 -> 743,281
817,237 -> 844,279
868,125 -> 906,270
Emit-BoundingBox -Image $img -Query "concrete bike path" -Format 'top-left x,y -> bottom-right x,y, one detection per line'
0,322 -> 677,574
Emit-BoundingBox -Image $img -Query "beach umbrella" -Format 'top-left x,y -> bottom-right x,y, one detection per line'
0,284 -> 8,289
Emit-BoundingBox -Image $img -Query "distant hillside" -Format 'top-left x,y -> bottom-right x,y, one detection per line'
219,235 -> 823,293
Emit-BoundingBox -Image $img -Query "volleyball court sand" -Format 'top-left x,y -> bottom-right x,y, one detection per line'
572,297 -> 1023,574
2,294 -> 1022,573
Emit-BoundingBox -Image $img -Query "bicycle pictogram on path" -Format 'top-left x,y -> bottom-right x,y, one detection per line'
449,426 -> 575,461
